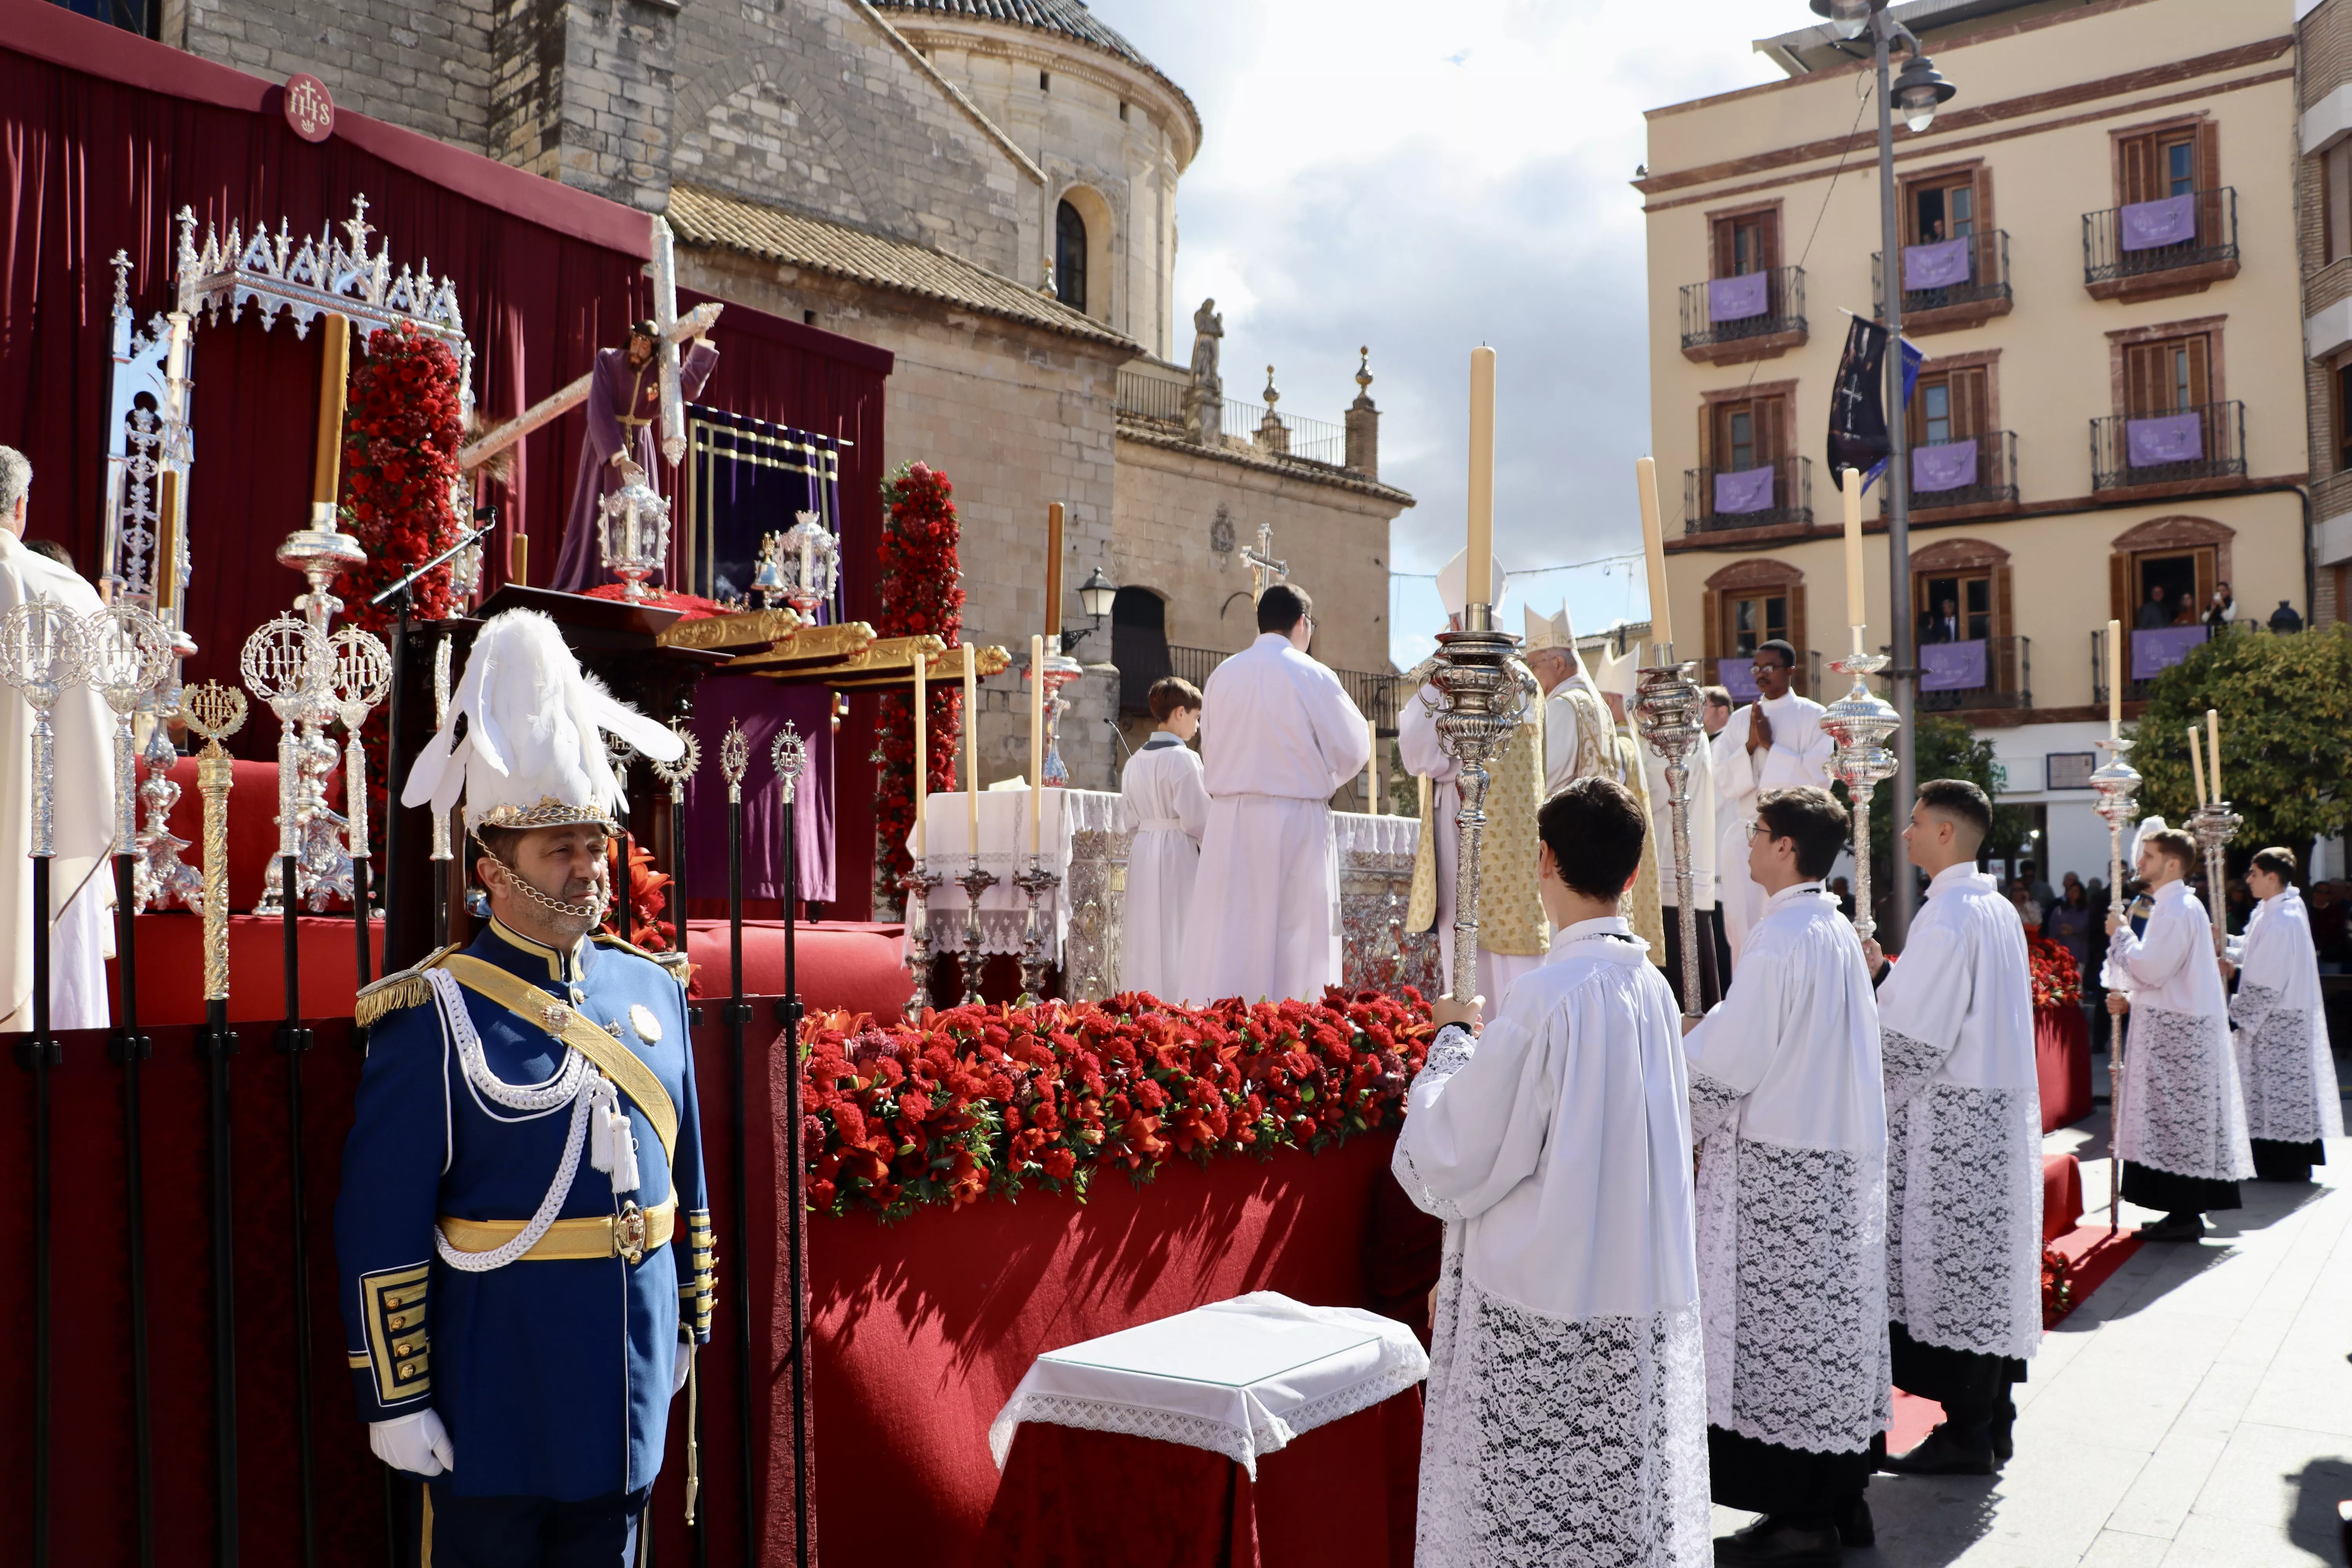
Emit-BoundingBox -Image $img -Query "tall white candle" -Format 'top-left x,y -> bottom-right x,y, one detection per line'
913,648 -> 927,862
1466,348 -> 1496,612
1841,467 -> 1865,637
2206,708 -> 2221,799
1636,457 -> 1672,656
1363,718 -> 1378,813
964,648 -> 979,845
2105,619 -> 2122,737
2187,724 -> 2209,806
1029,633 -> 1045,858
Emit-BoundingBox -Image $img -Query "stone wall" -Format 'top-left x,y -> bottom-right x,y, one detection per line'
175,0 -> 498,152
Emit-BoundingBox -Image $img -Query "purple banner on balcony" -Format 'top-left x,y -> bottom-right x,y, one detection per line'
1709,271 -> 1768,323
2126,412 -> 2203,467
1912,438 -> 1979,494
1720,659 -> 1761,702
1713,465 -> 1776,515
1919,638 -> 1987,692
2131,624 -> 2208,680
1902,237 -> 1973,290
2121,194 -> 2197,251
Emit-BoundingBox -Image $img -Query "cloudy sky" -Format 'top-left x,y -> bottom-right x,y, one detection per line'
1089,0 -> 1819,667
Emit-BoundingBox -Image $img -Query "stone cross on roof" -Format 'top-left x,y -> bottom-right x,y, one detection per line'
1241,521 -> 1287,601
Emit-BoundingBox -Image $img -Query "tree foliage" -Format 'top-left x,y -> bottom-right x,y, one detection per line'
2130,627 -> 2352,853
1849,713 -> 2035,891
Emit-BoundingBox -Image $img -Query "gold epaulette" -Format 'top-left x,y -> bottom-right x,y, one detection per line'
593,931 -> 691,984
354,943 -> 465,1029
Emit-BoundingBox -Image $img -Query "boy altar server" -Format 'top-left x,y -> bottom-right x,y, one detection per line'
1864,781 -> 2042,1476
2222,847 -> 2341,1182
2106,826 -> 2254,1241
1683,785 -> 1886,1564
1394,776 -> 1709,1567
1119,676 -> 1212,999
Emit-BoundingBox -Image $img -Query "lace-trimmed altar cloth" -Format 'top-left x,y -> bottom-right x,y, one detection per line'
2226,887 -> 2345,1145
911,788 -> 1120,958
1875,862 -> 2044,1362
2107,879 -> 2255,1182
986,1292 -> 1428,1478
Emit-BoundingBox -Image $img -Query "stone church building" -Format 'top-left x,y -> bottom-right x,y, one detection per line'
163,0 -> 1413,794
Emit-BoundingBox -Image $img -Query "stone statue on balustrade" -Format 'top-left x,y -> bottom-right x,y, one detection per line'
1186,299 -> 1223,446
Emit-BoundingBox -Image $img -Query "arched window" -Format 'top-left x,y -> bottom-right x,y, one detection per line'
1111,586 -> 1170,713
1701,557 -> 1809,697
1056,199 -> 1088,312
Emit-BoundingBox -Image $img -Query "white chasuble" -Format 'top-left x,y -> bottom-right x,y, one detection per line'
1399,681 -> 1547,1008
1394,920 -> 1710,1568
1709,694 -> 1834,960
2109,881 -> 2255,1182
1875,863 -> 2043,1361
1118,737 -> 1211,1001
2227,889 -> 2343,1145
1682,881 -> 1889,1454
0,531 -> 115,1033
1177,633 -> 1371,1005
1541,678 -> 1613,797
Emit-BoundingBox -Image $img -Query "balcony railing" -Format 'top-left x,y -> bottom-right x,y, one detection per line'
1154,645 -> 1400,728
2090,401 -> 2244,491
2092,623 -> 2244,706
2082,187 -> 2238,292
1886,431 -> 2018,511
1113,370 -> 1351,468
1685,455 -> 1813,531
1678,266 -> 1806,355
1917,633 -> 2030,713
1114,367 -> 1189,426
1871,229 -> 2012,319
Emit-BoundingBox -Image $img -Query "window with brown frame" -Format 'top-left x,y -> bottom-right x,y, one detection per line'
2119,122 -> 2210,203
1723,590 -> 1789,660
2326,142 -> 2352,265
1908,365 -> 1988,448
1707,394 -> 1789,472
1916,572 -> 1992,643
1712,209 -> 1778,279
2123,334 -> 2211,416
1904,170 -> 1979,246
2337,360 -> 2352,473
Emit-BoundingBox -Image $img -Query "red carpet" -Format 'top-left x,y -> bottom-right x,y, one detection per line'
2043,1222 -> 2143,1327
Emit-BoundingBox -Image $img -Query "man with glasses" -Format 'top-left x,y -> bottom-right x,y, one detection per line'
1711,639 -> 1834,963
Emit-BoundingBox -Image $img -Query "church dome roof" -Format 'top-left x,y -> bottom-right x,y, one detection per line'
873,0 -> 1153,74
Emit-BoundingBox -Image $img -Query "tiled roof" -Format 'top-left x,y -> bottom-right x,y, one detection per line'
871,0 -> 1149,70
666,185 -> 1134,350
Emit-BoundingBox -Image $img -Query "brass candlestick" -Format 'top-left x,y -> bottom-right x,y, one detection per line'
956,857 -> 999,1007
1426,603 -> 1534,1002
897,866 -> 942,1019
1013,857 -> 1061,1005
1633,649 -> 1706,1017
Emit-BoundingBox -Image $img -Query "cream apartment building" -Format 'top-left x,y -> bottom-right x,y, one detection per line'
1641,0 -> 2308,885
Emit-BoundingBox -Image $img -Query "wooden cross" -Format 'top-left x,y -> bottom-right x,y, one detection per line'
1241,522 -> 1287,602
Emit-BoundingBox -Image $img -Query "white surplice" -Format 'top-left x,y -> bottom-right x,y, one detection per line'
1399,681 -> 1546,1009
1683,880 -> 1889,1454
2108,881 -> 2255,1182
0,531 -> 115,1033
1875,863 -> 2043,1361
2226,889 -> 2343,1145
1118,735 -> 1211,1001
1710,695 -> 1833,959
1178,633 -> 1371,1004
1394,919 -> 1710,1567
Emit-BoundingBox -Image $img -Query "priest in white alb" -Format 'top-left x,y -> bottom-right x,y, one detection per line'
1864,780 -> 2042,1478
1711,640 -> 1833,961
1178,583 -> 1371,1004
2224,846 -> 2343,1183
1682,785 -> 1886,1562
2106,825 -> 2254,1241
1118,676 -> 1211,1000
1394,775 -> 1710,1566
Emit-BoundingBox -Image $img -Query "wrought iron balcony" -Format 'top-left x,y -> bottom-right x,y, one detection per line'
2090,401 -> 2244,492
1917,633 -> 2030,713
1678,266 -> 1807,362
2092,623 -> 2241,707
1887,431 -> 2018,512
1684,455 -> 1813,532
2082,188 -> 2239,299
1869,230 -> 2012,332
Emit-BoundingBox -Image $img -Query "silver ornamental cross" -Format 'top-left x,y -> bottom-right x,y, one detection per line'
84,604 -> 174,857
0,602 -> 93,858
330,627 -> 393,863
1241,523 -> 1287,602
239,614 -> 331,864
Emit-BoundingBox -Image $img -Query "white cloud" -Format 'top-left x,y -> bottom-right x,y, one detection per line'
1091,0 -> 1804,664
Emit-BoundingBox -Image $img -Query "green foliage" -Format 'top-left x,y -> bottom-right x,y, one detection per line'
1846,715 -> 2035,901
2130,627 -> 2352,853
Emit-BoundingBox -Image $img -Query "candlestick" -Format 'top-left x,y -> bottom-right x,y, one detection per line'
2206,708 -> 2221,799
2188,724 -> 2209,806
1636,456 -> 1673,656
1466,348 -> 1496,615
1633,658 -> 1705,1016
2106,618 -> 2122,736
1028,633 -> 1045,858
913,648 -> 927,862
1841,466 -> 1865,632
964,648 -> 979,841
1045,502 -> 1065,640
2089,734 -> 2141,1234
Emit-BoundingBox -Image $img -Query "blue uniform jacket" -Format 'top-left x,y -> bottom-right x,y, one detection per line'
334,920 -> 713,1500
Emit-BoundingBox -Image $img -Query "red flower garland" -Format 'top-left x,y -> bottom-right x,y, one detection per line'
872,462 -> 966,906
2027,933 -> 2083,1009
800,987 -> 1434,1220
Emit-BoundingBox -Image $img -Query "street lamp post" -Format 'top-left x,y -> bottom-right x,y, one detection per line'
1813,0 -> 1955,946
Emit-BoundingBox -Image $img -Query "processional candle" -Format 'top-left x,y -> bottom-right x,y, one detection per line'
1636,456 -> 1672,657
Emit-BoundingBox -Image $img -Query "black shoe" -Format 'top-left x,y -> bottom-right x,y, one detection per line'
1834,1496 -> 1874,1548
1990,1410 -> 2014,1466
1883,1423 -> 1996,1476
1714,1517 -> 1842,1566
2137,1212 -> 2205,1243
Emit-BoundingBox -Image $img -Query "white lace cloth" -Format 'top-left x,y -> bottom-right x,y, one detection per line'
986,1292 -> 1428,1477
1333,809 -> 1419,866
2226,888 -> 2345,1145
2118,1005 -> 2256,1181
911,789 -> 1123,957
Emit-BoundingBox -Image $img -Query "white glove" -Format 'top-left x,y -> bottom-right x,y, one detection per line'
673,1341 -> 694,1397
370,1410 -> 455,1476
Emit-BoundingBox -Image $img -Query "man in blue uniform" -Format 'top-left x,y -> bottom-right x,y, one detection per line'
337,608 -> 707,1566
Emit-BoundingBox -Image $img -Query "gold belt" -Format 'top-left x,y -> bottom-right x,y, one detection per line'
439,1198 -> 676,1265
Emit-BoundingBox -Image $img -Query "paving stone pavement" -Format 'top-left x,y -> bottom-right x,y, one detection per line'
1712,1061 -> 2352,1566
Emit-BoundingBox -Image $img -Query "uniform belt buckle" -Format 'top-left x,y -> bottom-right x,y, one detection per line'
613,1201 -> 647,1265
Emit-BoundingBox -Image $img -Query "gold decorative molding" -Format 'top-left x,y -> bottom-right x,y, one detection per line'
719,620 -> 877,670
655,607 -> 800,651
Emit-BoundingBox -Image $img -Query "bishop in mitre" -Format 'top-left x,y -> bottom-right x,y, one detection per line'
1523,603 -> 1612,794
1395,776 -> 1710,1566
1399,550 -> 1547,1005
0,447 -> 115,1033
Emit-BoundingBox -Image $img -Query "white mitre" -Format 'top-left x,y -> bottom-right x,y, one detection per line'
1434,546 -> 1507,626
401,608 -> 683,831
1523,601 -> 1591,681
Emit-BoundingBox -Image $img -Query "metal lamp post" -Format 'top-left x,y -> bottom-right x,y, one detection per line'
1811,0 -> 1957,947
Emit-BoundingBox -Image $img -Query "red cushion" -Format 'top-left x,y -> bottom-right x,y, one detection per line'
682,919 -> 913,1019
140,755 -> 343,914
2042,1153 -> 2083,1242
113,913 -> 381,1025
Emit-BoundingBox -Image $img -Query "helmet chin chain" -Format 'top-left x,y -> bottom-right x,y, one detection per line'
487,855 -> 611,925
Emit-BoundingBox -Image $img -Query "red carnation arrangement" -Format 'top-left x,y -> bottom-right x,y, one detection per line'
331,322 -> 469,855
872,462 -> 966,907
2026,934 -> 2082,1009
799,987 -> 1434,1220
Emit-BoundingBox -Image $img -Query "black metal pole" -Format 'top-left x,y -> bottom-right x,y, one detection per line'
352,855 -> 372,989
780,811 -> 809,1568
725,796 -> 754,1564
380,590 -> 411,973
279,855 -> 318,1568
109,851 -> 156,1568
22,853 -> 55,1568
201,992 -> 239,1568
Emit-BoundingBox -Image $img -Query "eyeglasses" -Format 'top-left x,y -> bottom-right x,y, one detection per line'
1744,820 -> 1783,842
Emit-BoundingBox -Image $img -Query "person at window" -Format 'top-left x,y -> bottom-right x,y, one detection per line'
1119,676 -> 1211,1001
2204,582 -> 2235,631
2269,599 -> 2304,634
2170,595 -> 2201,628
1710,640 -> 1834,964
1921,597 -> 1961,646
2135,583 -> 2172,630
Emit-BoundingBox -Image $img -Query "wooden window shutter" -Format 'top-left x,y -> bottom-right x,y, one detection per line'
1704,589 -> 1722,671
2125,344 -> 2163,417
1788,583 -> 1808,688
1711,217 -> 1732,278
2198,120 -> 2220,191
2109,552 -> 2131,626
1993,564 -> 2016,693
2120,132 -> 2152,205
2185,334 -> 2211,406
1955,367 -> 1988,438
1763,394 -> 1788,460
1760,211 -> 1781,273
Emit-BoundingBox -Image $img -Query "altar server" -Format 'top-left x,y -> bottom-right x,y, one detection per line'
1401,551 -> 1548,1005
338,609 -> 708,1564
1711,641 -> 1834,961
1179,583 -> 1371,1004
1395,776 -> 1709,1567
1865,781 -> 2041,1477
0,447 -> 115,1033
1683,786 -> 1886,1563
1119,676 -> 1211,1000
2223,847 -> 2341,1182
2106,826 -> 2253,1241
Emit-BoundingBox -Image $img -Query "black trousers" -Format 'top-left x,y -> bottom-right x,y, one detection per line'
2120,1160 -> 2241,1217
396,1479 -> 652,1568
1660,905 -> 1726,1013
1708,1425 -> 1871,1529
2251,1137 -> 2325,1181
1890,1320 -> 2023,1432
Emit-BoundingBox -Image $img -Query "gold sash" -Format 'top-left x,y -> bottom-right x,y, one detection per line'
440,953 -> 679,1163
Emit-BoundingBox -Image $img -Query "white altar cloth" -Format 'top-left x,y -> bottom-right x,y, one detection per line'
909,788 -> 1092,958
987,1291 -> 1428,1477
